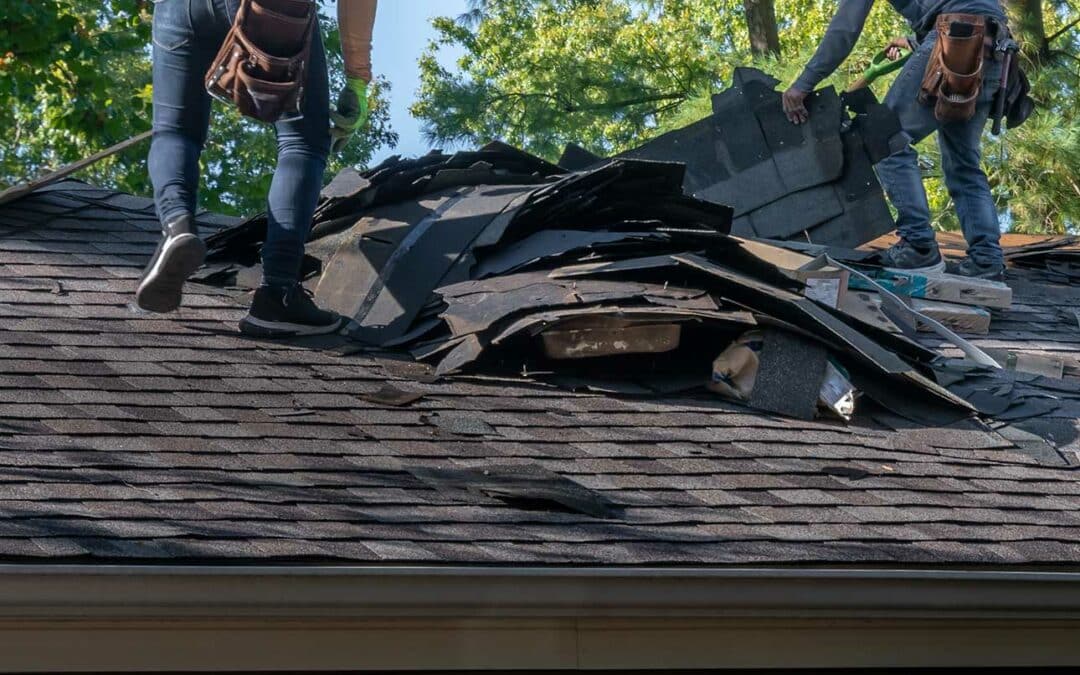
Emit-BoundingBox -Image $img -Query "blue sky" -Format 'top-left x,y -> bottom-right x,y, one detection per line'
368,0 -> 469,162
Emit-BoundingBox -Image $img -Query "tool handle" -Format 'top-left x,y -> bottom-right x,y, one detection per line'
863,48 -> 911,84
0,130 -> 153,207
991,51 -> 1012,136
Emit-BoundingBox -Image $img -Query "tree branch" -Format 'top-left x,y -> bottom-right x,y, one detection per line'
1047,17 -> 1080,44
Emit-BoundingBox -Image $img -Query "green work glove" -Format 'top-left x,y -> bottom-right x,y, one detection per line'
330,77 -> 370,154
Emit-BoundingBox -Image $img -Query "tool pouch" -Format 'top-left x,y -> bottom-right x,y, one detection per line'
918,14 -> 986,123
205,0 -> 316,124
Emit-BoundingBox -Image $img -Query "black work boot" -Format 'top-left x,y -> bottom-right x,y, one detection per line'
947,257 -> 1007,282
239,284 -> 344,338
135,214 -> 207,313
877,238 -> 946,274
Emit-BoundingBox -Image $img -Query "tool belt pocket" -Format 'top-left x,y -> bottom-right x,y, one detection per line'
918,14 -> 987,123
205,0 -> 316,124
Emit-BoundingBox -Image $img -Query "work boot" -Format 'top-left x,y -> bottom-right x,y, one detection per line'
135,214 -> 206,313
239,284 -> 344,338
877,238 -> 946,274
947,257 -> 1007,282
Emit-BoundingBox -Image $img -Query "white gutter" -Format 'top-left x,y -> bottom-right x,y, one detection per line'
2,565 -> 1080,619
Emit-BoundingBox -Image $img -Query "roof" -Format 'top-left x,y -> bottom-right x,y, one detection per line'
1,181 -> 1079,566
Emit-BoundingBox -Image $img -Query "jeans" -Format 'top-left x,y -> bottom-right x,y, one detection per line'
877,30 -> 1004,265
148,0 -> 330,288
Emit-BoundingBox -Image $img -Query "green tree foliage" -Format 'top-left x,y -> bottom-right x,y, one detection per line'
0,0 -> 397,215
415,0 -> 1080,232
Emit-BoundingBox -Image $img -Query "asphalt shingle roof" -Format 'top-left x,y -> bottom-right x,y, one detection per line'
1,181 -> 1079,566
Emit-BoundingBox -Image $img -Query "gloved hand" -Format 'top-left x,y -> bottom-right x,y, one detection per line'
885,36 -> 913,61
330,77 -> 370,154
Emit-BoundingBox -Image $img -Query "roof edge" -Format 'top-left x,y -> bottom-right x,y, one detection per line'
2,565 -> 1080,619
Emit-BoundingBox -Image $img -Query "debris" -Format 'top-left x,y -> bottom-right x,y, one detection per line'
821,466 -> 872,480
424,413 -> 498,437
986,350 -> 1066,380
539,316 -> 683,360
707,331 -> 762,401
820,360 -> 858,421
708,329 -> 856,421
409,464 -> 622,519
838,290 -> 991,335
847,268 -> 1012,309
360,384 -> 426,407
204,122 -> 1058,429
749,328 -> 831,421
1004,236 -> 1080,284
804,277 -> 844,308
829,258 -> 1001,368
267,409 -> 317,418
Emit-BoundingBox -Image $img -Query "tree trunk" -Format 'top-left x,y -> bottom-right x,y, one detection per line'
1008,0 -> 1048,62
743,0 -> 780,57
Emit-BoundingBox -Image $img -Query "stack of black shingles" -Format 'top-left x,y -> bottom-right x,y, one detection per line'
607,68 -> 903,248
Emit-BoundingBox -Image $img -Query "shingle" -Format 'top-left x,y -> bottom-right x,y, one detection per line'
0,185 -> 1078,566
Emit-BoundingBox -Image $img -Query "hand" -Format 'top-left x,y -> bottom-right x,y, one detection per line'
885,37 -> 912,61
330,77 -> 370,154
782,86 -> 810,125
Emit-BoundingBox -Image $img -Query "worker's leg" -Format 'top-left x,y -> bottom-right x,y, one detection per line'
147,0 -> 214,224
876,32 -> 942,254
139,0 -> 228,313
240,32 -> 341,337
260,34 -> 332,289
937,61 -> 1004,269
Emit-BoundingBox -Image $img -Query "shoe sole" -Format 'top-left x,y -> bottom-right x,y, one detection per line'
238,315 -> 344,338
884,260 -> 947,276
135,234 -> 207,313
956,268 -> 1007,282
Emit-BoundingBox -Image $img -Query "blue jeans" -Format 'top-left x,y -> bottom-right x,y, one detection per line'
877,30 -> 1004,265
149,0 -> 330,288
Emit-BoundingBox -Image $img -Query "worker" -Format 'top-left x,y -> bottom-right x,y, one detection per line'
782,0 -> 1007,281
136,0 -> 378,335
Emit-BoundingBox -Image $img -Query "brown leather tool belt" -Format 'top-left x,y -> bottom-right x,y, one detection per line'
918,13 -> 997,123
205,0 -> 316,124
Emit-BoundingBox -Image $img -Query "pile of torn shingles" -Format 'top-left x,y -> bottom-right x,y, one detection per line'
206,165 -> 1071,435
1004,235 -> 1080,286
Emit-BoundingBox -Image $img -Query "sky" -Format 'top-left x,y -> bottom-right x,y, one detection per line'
368,0 -> 470,162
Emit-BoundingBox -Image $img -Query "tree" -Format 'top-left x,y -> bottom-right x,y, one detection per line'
414,0 -> 903,156
415,0 -> 1080,232
0,0 -> 397,215
744,0 -> 780,56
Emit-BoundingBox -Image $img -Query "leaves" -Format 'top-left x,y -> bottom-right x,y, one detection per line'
415,0 -> 1079,232
0,0 -> 397,216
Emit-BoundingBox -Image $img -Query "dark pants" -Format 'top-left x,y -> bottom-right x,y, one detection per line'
877,30 -> 1004,266
149,0 -> 330,288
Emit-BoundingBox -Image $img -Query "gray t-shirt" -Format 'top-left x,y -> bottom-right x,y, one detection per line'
793,0 -> 1006,92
